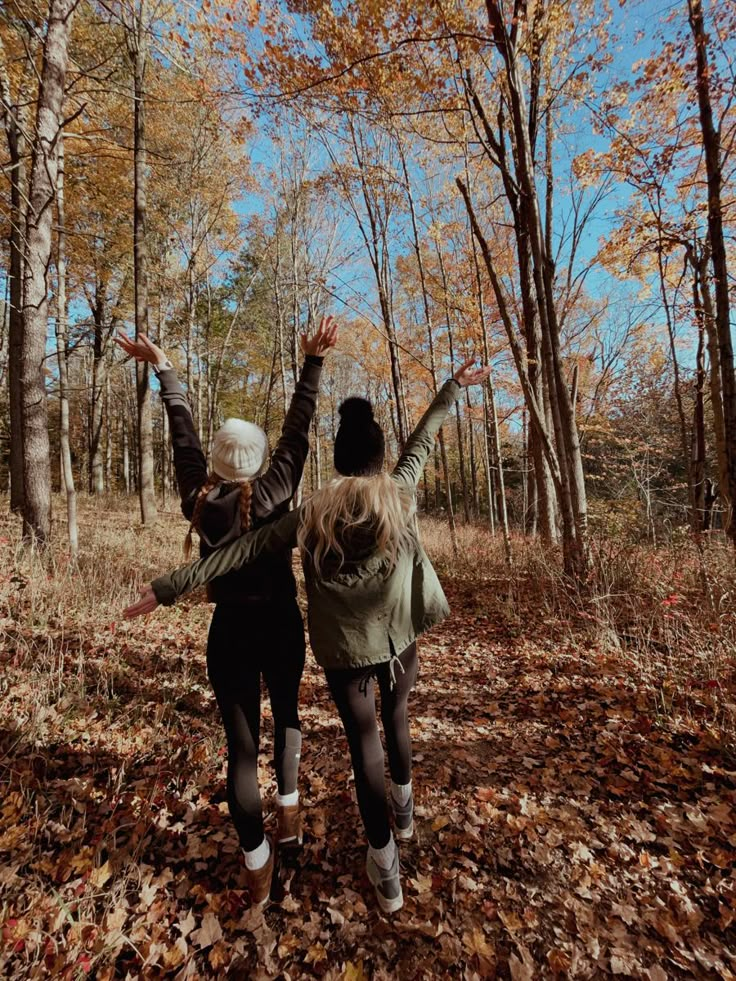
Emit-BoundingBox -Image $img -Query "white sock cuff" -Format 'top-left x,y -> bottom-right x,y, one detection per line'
369,834 -> 397,869
276,789 -> 299,807
391,780 -> 412,806
243,837 -> 270,870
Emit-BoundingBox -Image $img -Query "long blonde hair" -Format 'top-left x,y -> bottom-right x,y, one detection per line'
297,472 -> 415,576
183,473 -> 253,559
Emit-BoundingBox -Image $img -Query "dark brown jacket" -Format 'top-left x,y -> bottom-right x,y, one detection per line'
157,355 -> 323,605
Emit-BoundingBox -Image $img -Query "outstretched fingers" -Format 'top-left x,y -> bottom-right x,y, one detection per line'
114,329 -> 136,356
453,355 -> 492,387
114,330 -> 165,365
323,315 -> 339,349
468,365 -> 492,385
123,585 -> 160,619
301,314 -> 339,356
317,314 -> 338,345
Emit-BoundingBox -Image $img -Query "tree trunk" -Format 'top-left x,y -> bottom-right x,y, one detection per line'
0,278 -> 8,391
122,412 -> 130,494
396,137 -> 455,547
21,0 -> 77,543
130,11 -> 156,525
264,322 -> 279,439
464,75 -> 556,544
274,247 -> 289,417
193,281 -> 203,445
186,261 -> 199,436
656,241 -> 698,530
0,56 -> 30,512
460,177 -> 559,565
312,413 -> 322,491
694,248 -> 729,516
437,428 -> 457,550
55,132 -> 77,556
469,223 -> 510,557
105,377 -> 113,491
161,397 -> 169,504
527,266 -> 555,541
203,277 -> 213,458
692,313 -> 706,531
349,121 -> 407,447
466,388 -> 479,516
435,242 -> 470,522
486,368 -> 511,564
482,392 -> 496,533
89,286 -> 108,494
688,0 -> 736,541
484,1 -> 589,573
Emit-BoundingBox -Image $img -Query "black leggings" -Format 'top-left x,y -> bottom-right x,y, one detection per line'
325,643 -> 417,849
207,599 -> 306,850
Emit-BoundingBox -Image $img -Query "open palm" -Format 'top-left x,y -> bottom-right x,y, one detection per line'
300,315 -> 339,357
115,331 -> 167,365
453,357 -> 492,388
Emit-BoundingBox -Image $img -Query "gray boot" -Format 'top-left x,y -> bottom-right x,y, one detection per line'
366,846 -> 403,914
391,792 -> 414,841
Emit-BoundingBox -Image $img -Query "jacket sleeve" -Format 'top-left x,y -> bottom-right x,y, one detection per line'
151,508 -> 301,606
392,379 -> 461,490
252,355 -> 323,520
157,367 -> 208,519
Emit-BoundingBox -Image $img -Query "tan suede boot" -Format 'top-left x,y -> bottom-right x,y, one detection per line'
243,840 -> 274,907
277,803 -> 303,847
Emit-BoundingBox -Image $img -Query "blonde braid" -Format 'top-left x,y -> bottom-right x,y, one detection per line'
183,473 -> 221,559
239,481 -> 253,535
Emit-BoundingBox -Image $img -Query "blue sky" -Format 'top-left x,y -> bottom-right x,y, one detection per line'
6,0 -> 713,411
219,0 -> 702,405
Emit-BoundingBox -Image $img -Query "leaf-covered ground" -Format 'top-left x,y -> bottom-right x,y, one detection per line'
1,517 -> 735,978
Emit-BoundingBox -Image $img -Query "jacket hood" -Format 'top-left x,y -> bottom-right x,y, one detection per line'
305,519 -> 383,578
196,483 -> 246,549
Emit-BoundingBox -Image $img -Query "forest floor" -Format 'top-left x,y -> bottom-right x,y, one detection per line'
1,498 -> 735,980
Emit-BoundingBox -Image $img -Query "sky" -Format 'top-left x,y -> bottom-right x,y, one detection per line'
219,0 -> 704,409
3,0 -> 718,417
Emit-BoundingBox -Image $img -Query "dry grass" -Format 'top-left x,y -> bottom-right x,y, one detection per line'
3,501 -> 735,742
0,498 -> 212,751
420,515 -> 736,741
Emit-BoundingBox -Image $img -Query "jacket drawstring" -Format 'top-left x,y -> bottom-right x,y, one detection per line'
389,653 -> 405,690
358,669 -> 376,696
357,652 -> 406,693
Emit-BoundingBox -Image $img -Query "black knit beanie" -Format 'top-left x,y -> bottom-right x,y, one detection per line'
334,397 -> 385,476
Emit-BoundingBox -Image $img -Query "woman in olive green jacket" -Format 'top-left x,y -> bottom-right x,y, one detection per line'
125,358 -> 490,913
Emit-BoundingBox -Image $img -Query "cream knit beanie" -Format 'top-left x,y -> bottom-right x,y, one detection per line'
211,418 -> 269,482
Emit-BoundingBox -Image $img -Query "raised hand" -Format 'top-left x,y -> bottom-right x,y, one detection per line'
300,315 -> 339,358
115,330 -> 168,367
124,584 -> 160,619
453,356 -> 492,388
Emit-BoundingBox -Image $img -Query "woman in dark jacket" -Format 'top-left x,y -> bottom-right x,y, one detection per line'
116,317 -> 337,905
124,357 -> 489,913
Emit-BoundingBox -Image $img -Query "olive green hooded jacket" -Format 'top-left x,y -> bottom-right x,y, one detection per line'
152,378 -> 461,671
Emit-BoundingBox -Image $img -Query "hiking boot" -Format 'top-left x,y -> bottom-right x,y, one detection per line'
243,840 -> 274,908
366,847 -> 403,914
277,802 -> 303,847
391,792 -> 414,841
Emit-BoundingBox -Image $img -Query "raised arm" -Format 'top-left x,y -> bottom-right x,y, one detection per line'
252,316 -> 338,517
392,358 -> 492,491
124,508 -> 301,617
115,331 -> 206,517
392,380 -> 460,490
